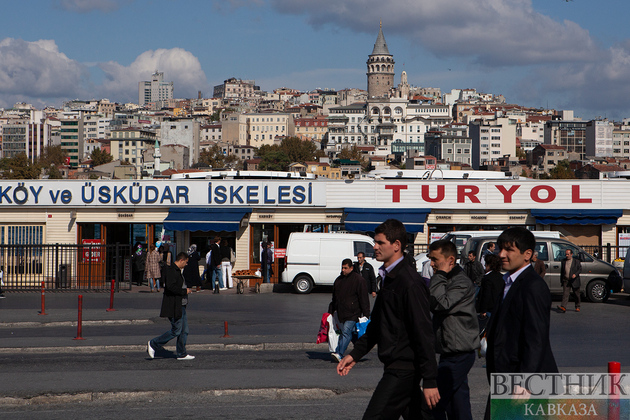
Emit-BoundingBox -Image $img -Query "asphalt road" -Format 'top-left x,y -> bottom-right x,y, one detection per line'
0,289 -> 629,419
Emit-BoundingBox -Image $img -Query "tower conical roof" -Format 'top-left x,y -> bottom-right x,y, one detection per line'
371,24 -> 390,56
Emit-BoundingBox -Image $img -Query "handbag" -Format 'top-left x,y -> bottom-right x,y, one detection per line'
355,317 -> 370,338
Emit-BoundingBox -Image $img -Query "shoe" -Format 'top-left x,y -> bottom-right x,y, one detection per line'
576,308 -> 580,312
0,294 -> 5,299
557,306 -> 566,313
177,354 -> 195,361
196,287 -> 201,292
220,287 -> 227,290
147,341 -> 155,359
196,289 -> 204,292
331,353 -> 341,362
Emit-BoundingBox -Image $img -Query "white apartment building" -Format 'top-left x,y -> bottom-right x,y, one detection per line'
586,120 -> 614,157
160,119 -> 199,167
138,71 -> 174,106
612,129 -> 630,158
469,117 -> 517,169
200,123 -> 222,141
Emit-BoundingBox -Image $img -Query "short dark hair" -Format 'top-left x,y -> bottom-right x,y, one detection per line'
357,251 -> 365,258
374,219 -> 407,249
429,239 -> 457,258
497,227 -> 535,254
214,236 -> 221,243
468,250 -> 475,257
342,258 -> 353,268
484,253 -> 502,272
566,249 -> 573,255
488,242 -> 495,249
175,252 -> 189,262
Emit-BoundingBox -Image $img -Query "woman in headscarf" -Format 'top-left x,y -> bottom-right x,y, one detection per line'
183,244 -> 203,292
145,243 -> 162,292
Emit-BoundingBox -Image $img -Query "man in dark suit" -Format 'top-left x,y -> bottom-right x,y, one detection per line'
484,227 -> 558,420
354,252 -> 377,297
147,252 -> 194,361
558,249 -> 582,312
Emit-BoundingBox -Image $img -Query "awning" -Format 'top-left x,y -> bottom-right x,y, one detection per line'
343,208 -> 431,233
163,208 -> 252,232
531,209 -> 622,225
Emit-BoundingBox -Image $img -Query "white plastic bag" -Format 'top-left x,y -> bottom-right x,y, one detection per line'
327,313 -> 341,353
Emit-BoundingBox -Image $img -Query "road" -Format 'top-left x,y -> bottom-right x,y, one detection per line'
0,288 -> 629,419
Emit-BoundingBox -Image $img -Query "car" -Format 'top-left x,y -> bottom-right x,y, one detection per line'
462,236 -> 623,303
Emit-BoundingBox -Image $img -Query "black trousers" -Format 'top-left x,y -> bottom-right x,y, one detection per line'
433,351 -> 475,420
362,368 -> 432,420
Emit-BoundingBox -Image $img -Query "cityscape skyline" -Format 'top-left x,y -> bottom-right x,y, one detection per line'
0,0 -> 629,120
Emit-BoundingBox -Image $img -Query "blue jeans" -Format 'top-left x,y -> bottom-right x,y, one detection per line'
336,320 -> 356,357
150,305 -> 189,357
211,266 -> 223,289
264,265 -> 270,283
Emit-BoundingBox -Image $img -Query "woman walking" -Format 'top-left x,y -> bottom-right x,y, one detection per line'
183,244 -> 203,292
145,243 -> 162,292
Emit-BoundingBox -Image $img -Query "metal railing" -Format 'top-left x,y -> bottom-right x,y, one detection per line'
1,243 -> 132,291
578,244 -> 627,264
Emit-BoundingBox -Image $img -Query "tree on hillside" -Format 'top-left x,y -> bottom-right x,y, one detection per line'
546,159 -> 575,179
280,136 -> 317,163
337,145 -> 369,171
198,145 -> 225,168
91,148 -> 113,166
259,150 -> 290,171
4,153 -> 41,179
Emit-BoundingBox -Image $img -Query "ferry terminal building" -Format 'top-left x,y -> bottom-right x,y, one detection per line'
0,178 -> 627,287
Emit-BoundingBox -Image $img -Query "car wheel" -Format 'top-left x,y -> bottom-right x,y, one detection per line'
586,279 -> 609,303
293,275 -> 313,294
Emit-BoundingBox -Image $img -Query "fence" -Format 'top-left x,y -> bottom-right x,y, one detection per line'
578,244 -> 627,264
1,243 -> 132,291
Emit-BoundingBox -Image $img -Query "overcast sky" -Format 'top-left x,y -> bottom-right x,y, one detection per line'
1,0 -> 629,120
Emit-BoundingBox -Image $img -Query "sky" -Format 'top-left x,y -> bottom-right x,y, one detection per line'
1,0 -> 630,120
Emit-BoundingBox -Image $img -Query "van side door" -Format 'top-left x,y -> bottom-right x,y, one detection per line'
319,239 -> 350,286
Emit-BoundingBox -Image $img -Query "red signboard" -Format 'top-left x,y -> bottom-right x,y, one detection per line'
82,239 -> 102,262
274,248 -> 286,258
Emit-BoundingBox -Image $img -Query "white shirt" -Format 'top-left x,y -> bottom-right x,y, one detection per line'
503,264 -> 530,298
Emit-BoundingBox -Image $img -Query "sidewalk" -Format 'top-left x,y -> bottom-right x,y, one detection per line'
0,284 -> 333,353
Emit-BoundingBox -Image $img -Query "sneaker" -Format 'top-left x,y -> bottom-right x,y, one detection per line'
147,341 -> 155,359
557,306 -> 566,313
576,308 -> 581,312
331,353 -> 341,362
220,287 -> 227,290
177,354 -> 195,361
0,294 -> 5,299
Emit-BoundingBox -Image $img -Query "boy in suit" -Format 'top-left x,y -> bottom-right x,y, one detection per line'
484,227 -> 558,420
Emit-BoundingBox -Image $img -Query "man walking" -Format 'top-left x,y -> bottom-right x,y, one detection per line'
531,251 -> 546,278
354,252 -> 377,297
558,249 -> 582,313
337,219 -> 439,419
209,236 -> 223,293
484,227 -> 558,419
328,259 -> 370,362
480,242 -> 496,268
463,250 -> 484,288
147,252 -> 195,361
261,241 -> 273,283
428,240 -> 479,420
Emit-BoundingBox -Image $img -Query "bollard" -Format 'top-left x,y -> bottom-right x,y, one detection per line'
609,361 -> 621,420
106,279 -> 116,312
221,321 -> 231,338
38,281 -> 47,315
74,295 -> 85,340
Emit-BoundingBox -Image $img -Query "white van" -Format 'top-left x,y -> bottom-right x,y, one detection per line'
280,232 -> 377,294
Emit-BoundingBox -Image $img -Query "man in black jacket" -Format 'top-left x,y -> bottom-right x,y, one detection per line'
463,251 -> 484,288
558,248 -> 582,312
337,219 -> 439,419
354,252 -> 377,297
329,259 -> 370,362
209,236 -> 223,293
147,252 -> 194,361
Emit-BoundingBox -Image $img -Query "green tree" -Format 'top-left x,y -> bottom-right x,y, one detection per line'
5,153 -> 41,179
38,145 -> 67,167
259,150 -> 290,171
198,144 -> 225,168
91,148 -> 113,166
337,145 -> 369,171
548,159 -> 575,179
279,136 -> 317,163
515,148 -> 527,160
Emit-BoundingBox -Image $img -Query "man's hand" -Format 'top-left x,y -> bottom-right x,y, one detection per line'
186,288 -> 192,294
572,274 -> 576,279
336,355 -> 356,376
434,258 -> 453,273
512,385 -> 531,400
423,387 -> 440,409
371,292 -> 376,298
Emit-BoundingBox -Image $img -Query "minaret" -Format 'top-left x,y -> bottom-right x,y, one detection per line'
153,139 -> 161,176
367,22 -> 395,99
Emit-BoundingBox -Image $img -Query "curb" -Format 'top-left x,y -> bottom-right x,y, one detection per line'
0,388 -> 341,406
0,319 -> 153,329
0,342 -> 329,354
